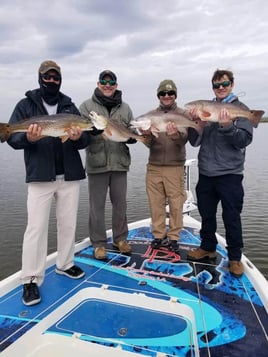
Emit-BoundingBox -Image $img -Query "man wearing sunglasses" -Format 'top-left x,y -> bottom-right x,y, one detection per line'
7,60 -> 93,306
80,70 -> 135,260
187,69 -> 253,278
143,79 -> 187,253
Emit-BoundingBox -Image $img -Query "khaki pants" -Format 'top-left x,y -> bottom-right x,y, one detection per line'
146,164 -> 186,240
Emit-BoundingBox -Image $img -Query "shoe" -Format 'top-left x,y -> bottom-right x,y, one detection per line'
187,248 -> 217,261
55,265 -> 85,279
168,240 -> 179,253
151,237 -> 168,249
229,261 -> 243,277
113,240 -> 131,254
22,279 -> 41,306
94,246 -> 107,260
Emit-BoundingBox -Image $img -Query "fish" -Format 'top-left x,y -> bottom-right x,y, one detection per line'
184,100 -> 265,128
88,111 -> 151,145
130,110 -> 203,137
0,113 -> 95,143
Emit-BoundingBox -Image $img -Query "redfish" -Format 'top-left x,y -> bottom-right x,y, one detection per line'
184,100 -> 265,128
0,113 -> 95,143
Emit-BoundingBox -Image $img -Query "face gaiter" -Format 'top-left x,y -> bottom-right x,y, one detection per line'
38,73 -> 61,105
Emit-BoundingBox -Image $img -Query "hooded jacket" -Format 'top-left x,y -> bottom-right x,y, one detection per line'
7,89 -> 89,182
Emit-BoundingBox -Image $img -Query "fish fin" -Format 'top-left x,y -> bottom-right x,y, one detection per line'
0,123 -> 11,143
101,133 -> 108,140
152,131 -> 159,138
249,110 -> 265,128
60,135 -> 69,143
200,110 -> 211,119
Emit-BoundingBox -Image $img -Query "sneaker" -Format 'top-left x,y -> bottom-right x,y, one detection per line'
55,265 -> 85,279
151,237 -> 168,249
94,246 -> 107,260
187,248 -> 217,261
22,279 -> 41,306
168,240 -> 179,253
229,261 -> 243,278
113,240 -> 131,254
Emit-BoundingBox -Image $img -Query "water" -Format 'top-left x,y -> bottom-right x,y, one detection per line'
1,124 -> 268,280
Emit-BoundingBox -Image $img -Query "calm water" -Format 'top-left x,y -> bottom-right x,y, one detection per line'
1,124 -> 268,280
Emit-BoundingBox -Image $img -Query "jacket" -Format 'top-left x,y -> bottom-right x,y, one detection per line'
7,89 -> 89,182
79,93 -> 134,174
188,98 -> 253,176
147,104 -> 188,166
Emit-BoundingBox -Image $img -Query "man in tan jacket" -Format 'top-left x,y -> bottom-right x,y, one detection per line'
145,79 -> 187,252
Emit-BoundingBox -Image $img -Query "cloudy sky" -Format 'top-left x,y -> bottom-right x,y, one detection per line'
0,0 -> 267,120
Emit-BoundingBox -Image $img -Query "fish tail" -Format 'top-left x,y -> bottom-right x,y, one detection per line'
249,110 -> 265,128
0,123 -> 11,143
139,134 -> 151,147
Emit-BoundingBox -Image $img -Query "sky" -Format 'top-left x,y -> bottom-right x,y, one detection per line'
0,0 -> 268,120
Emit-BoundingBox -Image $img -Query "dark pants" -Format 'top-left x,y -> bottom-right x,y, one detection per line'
88,172 -> 128,247
196,174 -> 244,261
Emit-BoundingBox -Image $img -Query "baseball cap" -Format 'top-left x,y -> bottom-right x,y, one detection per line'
39,60 -> 61,74
99,70 -> 117,82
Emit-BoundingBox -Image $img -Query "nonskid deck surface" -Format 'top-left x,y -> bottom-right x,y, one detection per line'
1,224 -> 268,357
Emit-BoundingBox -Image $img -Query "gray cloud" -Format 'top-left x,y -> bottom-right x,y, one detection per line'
0,0 -> 267,120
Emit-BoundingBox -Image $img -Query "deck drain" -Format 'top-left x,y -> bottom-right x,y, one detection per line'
118,327 -> 128,336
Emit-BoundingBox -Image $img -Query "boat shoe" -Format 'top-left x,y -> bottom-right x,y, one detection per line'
113,240 -> 132,254
229,260 -> 244,278
94,246 -> 107,260
187,248 -> 217,261
168,240 -> 179,253
151,237 -> 168,249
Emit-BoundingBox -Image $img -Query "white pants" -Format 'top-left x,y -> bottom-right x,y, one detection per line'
21,178 -> 80,285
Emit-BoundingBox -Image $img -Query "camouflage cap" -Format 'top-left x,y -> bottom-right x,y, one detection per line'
157,79 -> 177,98
39,60 -> 61,74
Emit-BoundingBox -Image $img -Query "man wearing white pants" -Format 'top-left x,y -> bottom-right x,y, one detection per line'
22,179 -> 80,286
7,60 -> 102,306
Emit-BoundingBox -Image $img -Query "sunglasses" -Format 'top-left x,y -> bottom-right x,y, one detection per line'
212,80 -> 231,89
99,79 -> 117,86
42,74 -> 61,81
158,90 -> 176,97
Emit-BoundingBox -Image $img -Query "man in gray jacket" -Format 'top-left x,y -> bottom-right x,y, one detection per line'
187,69 -> 253,277
80,70 -> 135,260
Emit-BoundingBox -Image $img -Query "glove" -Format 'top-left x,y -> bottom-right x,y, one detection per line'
126,138 -> 137,144
91,127 -> 104,136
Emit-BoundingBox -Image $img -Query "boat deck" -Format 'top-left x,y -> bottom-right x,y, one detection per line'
1,217 -> 268,356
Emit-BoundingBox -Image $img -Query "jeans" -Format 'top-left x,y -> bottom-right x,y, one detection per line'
196,173 -> 244,261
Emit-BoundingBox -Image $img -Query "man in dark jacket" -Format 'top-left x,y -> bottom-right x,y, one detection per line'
7,60 -> 98,306
187,69 -> 253,278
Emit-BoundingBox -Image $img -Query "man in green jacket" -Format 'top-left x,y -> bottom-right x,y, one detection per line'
80,70 -> 135,260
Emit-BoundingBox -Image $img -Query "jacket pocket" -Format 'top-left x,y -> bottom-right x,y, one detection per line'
86,142 -> 107,168
118,143 -> 131,167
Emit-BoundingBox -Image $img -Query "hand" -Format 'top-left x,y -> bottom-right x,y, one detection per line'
67,126 -> 82,140
166,121 -> 178,136
188,107 -> 199,120
218,108 -> 232,127
26,124 -> 44,142
139,128 -> 151,135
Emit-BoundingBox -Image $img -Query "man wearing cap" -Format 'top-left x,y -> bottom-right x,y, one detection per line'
80,70 -> 135,260
143,79 -> 188,253
7,60 -> 96,306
